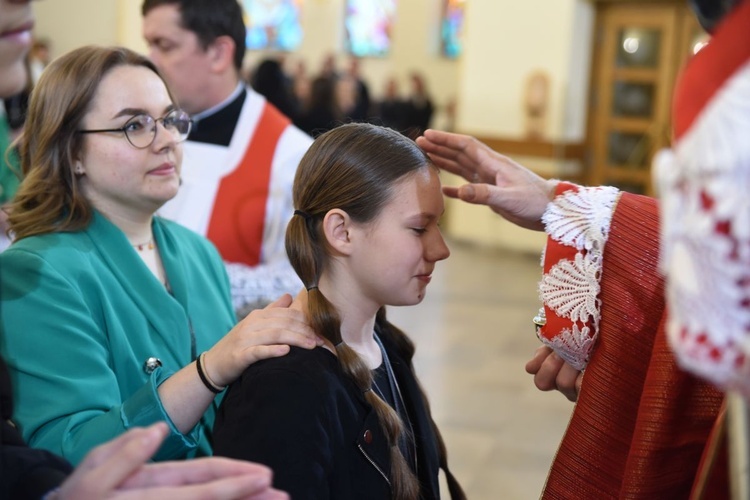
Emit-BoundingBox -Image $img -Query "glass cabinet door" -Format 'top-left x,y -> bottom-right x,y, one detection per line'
587,1 -> 703,195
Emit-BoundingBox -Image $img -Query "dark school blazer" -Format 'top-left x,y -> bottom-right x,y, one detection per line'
213,331 -> 444,499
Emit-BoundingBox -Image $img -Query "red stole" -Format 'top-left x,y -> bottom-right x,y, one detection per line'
207,103 -> 291,266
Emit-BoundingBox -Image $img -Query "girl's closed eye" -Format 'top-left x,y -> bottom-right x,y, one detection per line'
411,227 -> 427,235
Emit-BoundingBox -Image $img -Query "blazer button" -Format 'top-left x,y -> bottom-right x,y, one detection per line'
363,430 -> 373,444
143,357 -> 162,374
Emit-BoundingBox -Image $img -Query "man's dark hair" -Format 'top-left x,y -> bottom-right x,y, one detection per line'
688,0 -> 742,33
142,0 -> 246,70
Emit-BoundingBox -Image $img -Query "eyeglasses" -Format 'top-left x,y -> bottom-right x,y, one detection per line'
78,109 -> 193,149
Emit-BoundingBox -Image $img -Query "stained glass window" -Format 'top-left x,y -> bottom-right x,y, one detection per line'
441,0 -> 465,59
345,0 -> 397,57
243,0 -> 304,51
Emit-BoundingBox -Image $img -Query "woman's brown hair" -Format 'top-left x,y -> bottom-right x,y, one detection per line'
286,123 -> 436,499
6,46 -> 165,240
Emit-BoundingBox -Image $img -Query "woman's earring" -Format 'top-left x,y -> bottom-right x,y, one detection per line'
74,164 -> 85,176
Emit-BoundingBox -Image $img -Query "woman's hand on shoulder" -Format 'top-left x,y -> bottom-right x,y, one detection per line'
205,294 -> 323,387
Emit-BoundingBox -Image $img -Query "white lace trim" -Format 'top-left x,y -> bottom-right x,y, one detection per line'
542,186 -> 619,257
656,61 -> 750,396
545,324 -> 597,371
538,186 -> 619,370
540,252 -> 601,325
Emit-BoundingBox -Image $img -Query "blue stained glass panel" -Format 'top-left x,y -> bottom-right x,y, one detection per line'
243,0 -> 304,51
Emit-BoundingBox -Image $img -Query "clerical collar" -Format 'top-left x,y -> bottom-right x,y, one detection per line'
188,83 -> 246,146
191,82 -> 243,122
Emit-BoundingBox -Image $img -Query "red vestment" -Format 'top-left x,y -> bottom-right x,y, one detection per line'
540,188 -> 725,498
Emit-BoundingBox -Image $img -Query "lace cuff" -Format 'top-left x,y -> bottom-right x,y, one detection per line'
537,182 -> 620,370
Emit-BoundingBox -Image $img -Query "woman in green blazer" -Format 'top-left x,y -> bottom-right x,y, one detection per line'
0,45 -> 318,465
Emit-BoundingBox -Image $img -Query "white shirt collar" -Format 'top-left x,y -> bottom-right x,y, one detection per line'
190,82 -> 245,123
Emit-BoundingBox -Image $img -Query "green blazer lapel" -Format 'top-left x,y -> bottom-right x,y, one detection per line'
84,212 -> 191,357
152,218 -> 189,311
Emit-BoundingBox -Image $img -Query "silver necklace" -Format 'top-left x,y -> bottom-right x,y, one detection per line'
373,333 -> 418,475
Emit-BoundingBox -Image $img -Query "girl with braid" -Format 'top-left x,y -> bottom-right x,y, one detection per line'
213,123 -> 465,500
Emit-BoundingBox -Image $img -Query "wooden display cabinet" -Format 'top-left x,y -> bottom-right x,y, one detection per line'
585,0 -> 708,195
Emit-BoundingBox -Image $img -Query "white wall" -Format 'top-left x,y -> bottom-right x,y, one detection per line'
34,0 -> 119,56
458,0 -> 594,140
118,0 -> 149,55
